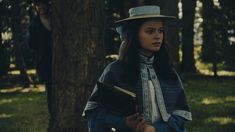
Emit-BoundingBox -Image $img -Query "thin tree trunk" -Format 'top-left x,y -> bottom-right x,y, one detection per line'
181,0 -> 197,73
201,0 -> 217,76
50,0 -> 105,131
212,61 -> 218,77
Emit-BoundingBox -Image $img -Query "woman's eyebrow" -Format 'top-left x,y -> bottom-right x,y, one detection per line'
145,26 -> 164,29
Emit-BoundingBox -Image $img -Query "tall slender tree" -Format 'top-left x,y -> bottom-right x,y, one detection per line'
219,0 -> 235,70
50,0 -> 105,131
201,0 -> 218,76
181,0 -> 197,73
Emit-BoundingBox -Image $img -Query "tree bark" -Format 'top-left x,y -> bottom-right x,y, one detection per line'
181,0 -> 197,73
50,0 -> 105,131
201,0 -> 217,75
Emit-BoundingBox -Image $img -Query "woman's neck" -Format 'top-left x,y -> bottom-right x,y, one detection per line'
139,50 -> 154,57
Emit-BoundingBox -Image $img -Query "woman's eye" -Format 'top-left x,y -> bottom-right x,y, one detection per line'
145,28 -> 164,34
146,29 -> 155,34
158,28 -> 164,33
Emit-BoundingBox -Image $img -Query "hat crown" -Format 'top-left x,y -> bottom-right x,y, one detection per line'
129,6 -> 160,17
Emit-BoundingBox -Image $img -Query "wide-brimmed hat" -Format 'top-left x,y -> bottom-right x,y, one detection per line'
115,5 -> 176,26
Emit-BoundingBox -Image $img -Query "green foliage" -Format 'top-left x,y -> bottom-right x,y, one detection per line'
1,0 -> 35,71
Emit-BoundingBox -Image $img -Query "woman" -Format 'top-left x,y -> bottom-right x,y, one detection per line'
83,5 -> 192,132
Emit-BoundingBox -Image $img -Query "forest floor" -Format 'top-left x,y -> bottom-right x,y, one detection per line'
0,74 -> 235,132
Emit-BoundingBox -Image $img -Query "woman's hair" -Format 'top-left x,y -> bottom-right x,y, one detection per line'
118,18 -> 177,84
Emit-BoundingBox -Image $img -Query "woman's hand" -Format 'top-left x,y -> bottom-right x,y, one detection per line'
126,113 -> 156,132
126,113 -> 143,130
136,124 -> 156,132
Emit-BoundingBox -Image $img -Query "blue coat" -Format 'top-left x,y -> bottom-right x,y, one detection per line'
83,60 -> 192,132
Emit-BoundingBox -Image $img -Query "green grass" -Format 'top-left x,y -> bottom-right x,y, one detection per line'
0,86 -> 48,132
0,76 -> 235,132
185,77 -> 235,132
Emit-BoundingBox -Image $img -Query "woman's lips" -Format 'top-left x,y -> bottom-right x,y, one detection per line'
152,42 -> 161,46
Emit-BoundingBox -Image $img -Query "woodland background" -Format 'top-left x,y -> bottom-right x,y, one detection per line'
0,0 -> 235,131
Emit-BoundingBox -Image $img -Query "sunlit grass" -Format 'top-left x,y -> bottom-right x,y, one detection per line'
0,85 -> 45,93
193,45 -> 235,76
7,69 -> 36,75
105,54 -> 119,60
0,85 -> 48,132
179,44 -> 235,76
0,113 -> 13,118
0,98 -> 16,105
205,117 -> 235,125
9,63 -> 15,68
196,62 -> 235,76
201,96 -> 235,105
185,77 -> 235,132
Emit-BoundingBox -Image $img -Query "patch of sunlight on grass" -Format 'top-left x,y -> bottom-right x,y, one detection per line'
0,85 -> 45,93
193,45 -> 235,76
197,64 -> 235,76
217,71 -> 235,76
0,87 -> 23,93
106,54 -> 119,60
0,99 -> 13,105
0,99 -> 16,105
201,96 -> 235,105
198,69 -> 213,76
8,70 -> 20,75
8,69 -> 36,75
0,113 -> 13,118
202,98 -> 223,105
9,64 -> 15,68
205,117 -> 235,125
27,69 -> 36,74
21,86 -> 45,93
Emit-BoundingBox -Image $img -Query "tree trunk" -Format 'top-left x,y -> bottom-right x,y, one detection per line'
201,0 -> 217,75
212,61 -> 218,77
50,0 -> 105,131
181,0 -> 197,73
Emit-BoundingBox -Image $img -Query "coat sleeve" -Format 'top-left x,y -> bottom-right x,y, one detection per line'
84,63 -> 132,131
153,115 -> 186,132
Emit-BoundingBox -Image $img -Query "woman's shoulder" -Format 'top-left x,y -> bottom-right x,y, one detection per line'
99,60 -> 124,83
104,60 -> 123,72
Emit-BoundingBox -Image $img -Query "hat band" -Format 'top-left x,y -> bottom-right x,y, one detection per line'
129,6 -> 160,17
129,13 -> 161,18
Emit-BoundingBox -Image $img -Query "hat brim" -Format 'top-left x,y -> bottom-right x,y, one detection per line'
115,15 -> 176,26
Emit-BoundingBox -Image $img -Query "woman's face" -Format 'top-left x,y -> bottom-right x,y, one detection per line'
138,19 -> 164,56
